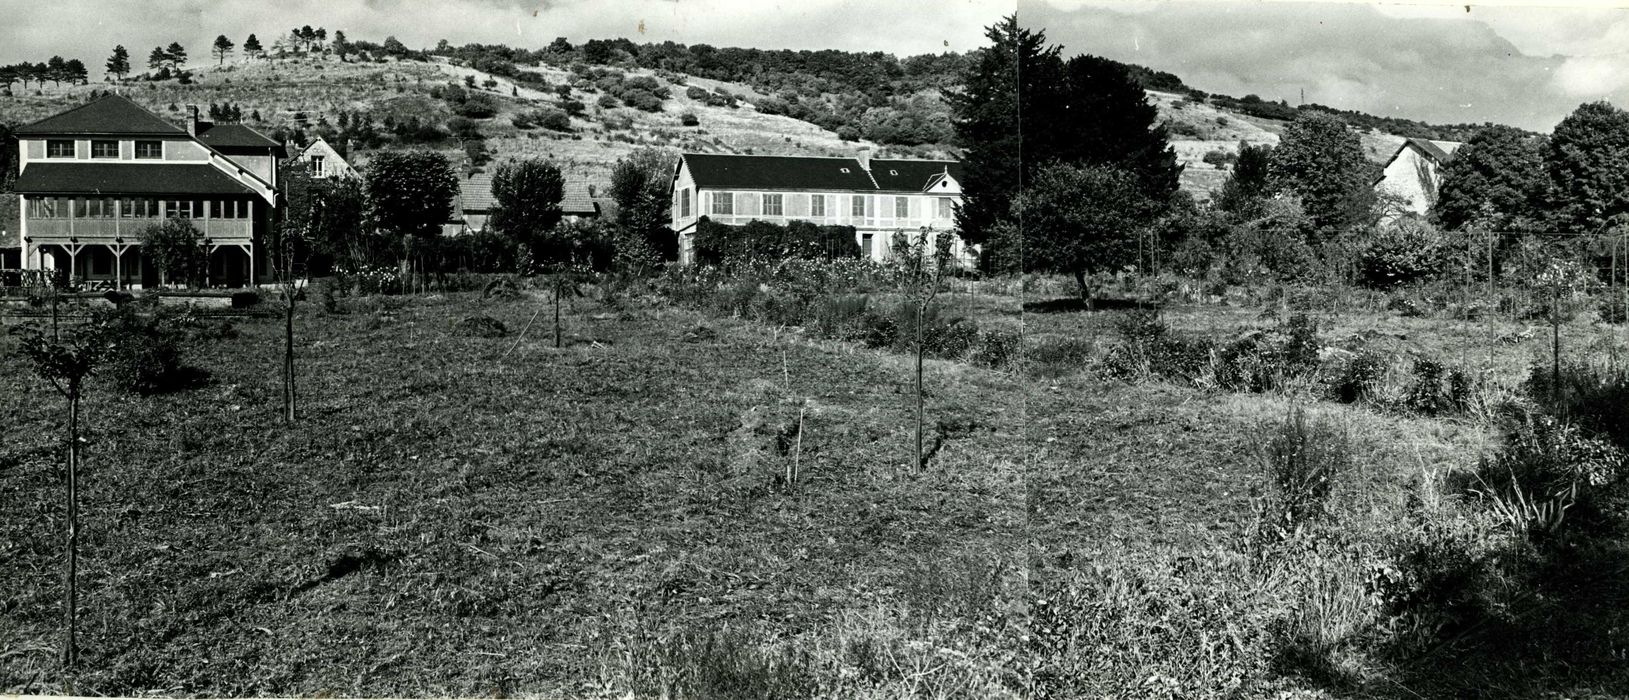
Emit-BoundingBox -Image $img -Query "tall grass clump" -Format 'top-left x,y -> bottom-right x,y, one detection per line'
1248,407 -> 1353,551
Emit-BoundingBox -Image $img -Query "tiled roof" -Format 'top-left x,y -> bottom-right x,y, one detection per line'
15,94 -> 186,137
456,171 -> 599,216
682,153 -> 960,193
1405,137 -> 1463,165
561,180 -> 597,215
196,123 -> 282,151
15,163 -> 259,196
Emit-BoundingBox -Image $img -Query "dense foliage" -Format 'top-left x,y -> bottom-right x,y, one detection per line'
692,219 -> 860,266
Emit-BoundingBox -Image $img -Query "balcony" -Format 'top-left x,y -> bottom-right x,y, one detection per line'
25,217 -> 253,244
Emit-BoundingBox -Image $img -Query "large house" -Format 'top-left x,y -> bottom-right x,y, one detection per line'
1374,137 -> 1463,219
669,148 -> 968,266
12,94 -> 281,289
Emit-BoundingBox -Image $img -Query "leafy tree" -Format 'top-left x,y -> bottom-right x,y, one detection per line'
147,46 -> 167,70
364,151 -> 457,285
1268,111 -> 1375,234
282,162 -> 371,272
1434,124 -> 1549,232
1545,101 -> 1629,233
490,158 -> 566,268
139,218 -> 205,287
243,34 -> 263,60
608,148 -> 678,271
105,45 -> 130,80
211,35 -> 234,65
1016,163 -> 1159,306
946,15 -> 1054,254
331,30 -> 350,62
165,42 -> 188,70
1047,53 -> 1181,200
1217,142 -> 1274,218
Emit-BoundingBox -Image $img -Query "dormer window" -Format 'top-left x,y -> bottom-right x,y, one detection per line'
840,167 -> 850,174
91,140 -> 118,159
135,141 -> 162,159
46,140 -> 74,158
889,170 -> 898,176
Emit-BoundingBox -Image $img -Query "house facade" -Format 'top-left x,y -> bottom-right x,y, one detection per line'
1374,137 -> 1463,219
12,94 -> 281,289
292,137 -> 359,180
670,149 -> 968,266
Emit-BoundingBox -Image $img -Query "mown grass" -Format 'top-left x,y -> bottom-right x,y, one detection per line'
0,290 -> 1024,697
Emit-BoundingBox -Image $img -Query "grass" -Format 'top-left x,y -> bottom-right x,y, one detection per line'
0,290 -> 1024,696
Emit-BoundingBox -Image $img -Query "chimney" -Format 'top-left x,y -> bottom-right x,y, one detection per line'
856,146 -> 872,172
186,105 -> 200,136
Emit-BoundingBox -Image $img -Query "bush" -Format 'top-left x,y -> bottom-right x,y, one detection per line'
1330,349 -> 1387,403
809,293 -> 870,341
972,327 -> 1019,369
1360,220 -> 1448,289
97,305 -> 207,395
693,219 -> 860,266
230,290 -> 260,308
454,315 -> 508,338
680,112 -> 699,127
1251,408 -> 1352,546
1467,410 -> 1622,536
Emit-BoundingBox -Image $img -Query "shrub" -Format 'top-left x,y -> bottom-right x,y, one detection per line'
809,293 -> 870,341
856,311 -> 897,349
1250,408 -> 1352,547
1360,220 -> 1448,289
680,112 -> 699,127
230,290 -> 260,308
454,315 -> 507,338
1330,349 -> 1387,403
97,305 -> 207,395
1467,410 -> 1622,537
972,327 -> 1019,369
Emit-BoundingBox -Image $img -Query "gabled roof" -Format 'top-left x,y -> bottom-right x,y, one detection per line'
15,163 -> 260,196
196,122 -> 282,152
1405,137 -> 1461,165
561,180 -> 597,216
15,94 -> 187,137
682,153 -> 887,193
870,159 -> 963,193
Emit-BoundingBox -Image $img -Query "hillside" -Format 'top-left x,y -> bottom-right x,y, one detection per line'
2,44 -> 1464,203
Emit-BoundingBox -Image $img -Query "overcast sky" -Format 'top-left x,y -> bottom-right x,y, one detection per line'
1,0 -> 1625,132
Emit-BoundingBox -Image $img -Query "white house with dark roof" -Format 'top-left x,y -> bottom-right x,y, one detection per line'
670,147 -> 968,266
1374,137 -> 1464,219
12,94 -> 281,288
291,137 -> 359,181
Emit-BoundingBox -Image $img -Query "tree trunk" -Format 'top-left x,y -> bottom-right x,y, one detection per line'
554,284 -> 563,349
1073,270 -> 1094,311
284,285 -> 296,423
63,392 -> 79,669
915,303 -> 925,473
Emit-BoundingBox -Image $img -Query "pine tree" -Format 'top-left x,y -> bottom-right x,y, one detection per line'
243,34 -> 263,59
1050,54 -> 1181,201
166,42 -> 187,70
45,56 -> 66,86
148,46 -> 167,70
64,59 -> 87,85
105,45 -> 130,80
212,35 -> 234,66
331,30 -> 350,62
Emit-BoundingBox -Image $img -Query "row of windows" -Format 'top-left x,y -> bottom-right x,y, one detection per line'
43,139 -> 164,159
27,197 -> 252,220
707,193 -> 955,219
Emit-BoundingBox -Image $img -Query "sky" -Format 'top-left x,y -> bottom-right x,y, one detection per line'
1025,0 -> 1629,131
0,0 -> 1625,132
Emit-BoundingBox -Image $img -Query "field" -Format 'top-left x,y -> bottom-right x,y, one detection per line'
7,273 -> 1629,697
0,289 -> 1027,697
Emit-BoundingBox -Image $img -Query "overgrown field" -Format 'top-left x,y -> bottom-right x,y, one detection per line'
0,290 -> 1026,697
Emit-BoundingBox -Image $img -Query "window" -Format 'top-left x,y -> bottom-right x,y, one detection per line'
680,188 -> 691,218
763,193 -> 783,216
311,155 -> 326,177
46,140 -> 74,158
851,195 -> 867,218
135,141 -> 162,159
895,196 -> 909,219
165,200 -> 195,219
91,140 -> 119,159
212,199 -> 249,219
121,198 -> 158,218
27,197 -> 63,218
811,194 -> 826,217
711,191 -> 734,216
937,198 -> 954,219
862,233 -> 875,258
